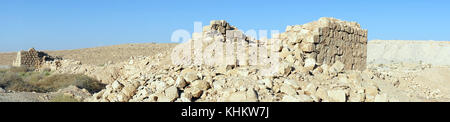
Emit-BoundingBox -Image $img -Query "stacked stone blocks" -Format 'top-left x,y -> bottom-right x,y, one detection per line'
12,48 -> 58,68
171,17 -> 368,71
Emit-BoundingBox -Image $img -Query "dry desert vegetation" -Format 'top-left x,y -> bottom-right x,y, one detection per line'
1,17 -> 449,102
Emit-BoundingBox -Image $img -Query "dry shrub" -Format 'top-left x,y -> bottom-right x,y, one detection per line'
32,74 -> 105,93
0,67 -> 104,93
6,80 -> 43,92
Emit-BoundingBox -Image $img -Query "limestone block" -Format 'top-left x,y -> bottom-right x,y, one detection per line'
300,42 -> 315,53
304,58 -> 316,71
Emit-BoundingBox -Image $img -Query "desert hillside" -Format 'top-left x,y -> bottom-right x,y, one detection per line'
368,40 -> 450,66
0,43 -> 177,66
3,40 -> 450,67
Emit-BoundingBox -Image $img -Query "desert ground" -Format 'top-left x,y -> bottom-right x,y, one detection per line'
1,40 -> 449,102
0,43 -> 177,66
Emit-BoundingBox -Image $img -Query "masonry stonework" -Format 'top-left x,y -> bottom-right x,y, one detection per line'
12,48 -> 58,68
274,17 -> 368,71
171,17 -> 367,71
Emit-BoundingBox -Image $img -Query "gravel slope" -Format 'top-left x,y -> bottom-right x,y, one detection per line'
368,40 -> 450,66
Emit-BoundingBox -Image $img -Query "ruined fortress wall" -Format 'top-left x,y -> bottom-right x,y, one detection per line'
12,48 -> 41,67
172,20 -> 256,66
274,17 -> 368,71
12,48 -> 55,68
172,17 -> 368,71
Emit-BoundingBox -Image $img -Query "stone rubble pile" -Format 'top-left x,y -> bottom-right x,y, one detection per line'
171,20 -> 262,66
84,56 -> 398,102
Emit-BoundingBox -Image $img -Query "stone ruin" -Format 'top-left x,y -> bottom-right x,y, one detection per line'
171,17 -> 368,72
279,17 -> 368,71
171,20 -> 259,66
12,48 -> 59,68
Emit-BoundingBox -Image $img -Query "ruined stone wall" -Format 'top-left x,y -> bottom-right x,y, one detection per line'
172,20 -> 261,66
273,17 -> 368,71
12,48 -> 41,67
12,48 -> 58,68
171,17 -> 368,72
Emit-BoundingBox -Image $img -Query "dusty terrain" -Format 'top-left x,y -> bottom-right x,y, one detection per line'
368,40 -> 450,66
0,86 -> 92,102
0,43 -> 177,66
1,40 -> 449,102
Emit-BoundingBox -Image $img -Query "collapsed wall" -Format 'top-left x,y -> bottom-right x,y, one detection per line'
274,17 -> 368,71
12,48 -> 59,68
171,20 -> 265,66
171,17 -> 368,72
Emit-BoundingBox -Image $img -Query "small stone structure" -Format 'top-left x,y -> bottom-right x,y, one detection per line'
172,17 -> 368,71
12,48 -> 58,68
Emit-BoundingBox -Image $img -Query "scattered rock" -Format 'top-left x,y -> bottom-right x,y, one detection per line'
280,84 -> 297,96
276,63 -> 292,76
225,89 -> 258,102
175,76 -> 187,88
184,87 -> 203,98
111,81 -> 123,90
191,80 -> 210,91
304,58 -> 316,71
180,93 -> 192,102
374,94 -> 388,102
365,86 -> 378,102
183,72 -> 198,83
164,86 -> 179,102
284,79 -> 300,89
258,79 -> 273,89
329,61 -> 345,74
281,95 -> 313,102
327,90 -> 347,102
